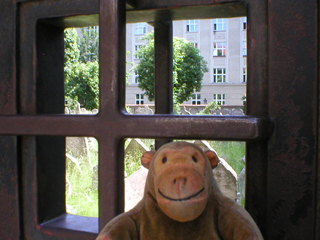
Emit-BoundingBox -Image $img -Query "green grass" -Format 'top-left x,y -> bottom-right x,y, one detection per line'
125,149 -> 142,176
208,141 -> 245,175
66,137 -> 99,217
124,139 -> 155,176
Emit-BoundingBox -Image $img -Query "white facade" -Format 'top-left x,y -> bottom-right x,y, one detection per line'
126,17 -> 247,108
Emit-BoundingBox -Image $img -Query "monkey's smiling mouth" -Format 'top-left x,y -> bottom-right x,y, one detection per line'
158,188 -> 205,202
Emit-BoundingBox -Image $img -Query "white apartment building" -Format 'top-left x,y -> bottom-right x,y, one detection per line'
126,17 -> 247,112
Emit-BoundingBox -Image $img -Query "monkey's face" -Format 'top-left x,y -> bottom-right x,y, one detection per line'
153,146 -> 210,222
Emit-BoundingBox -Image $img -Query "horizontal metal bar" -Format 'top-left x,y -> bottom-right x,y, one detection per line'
0,115 -> 99,136
120,114 -> 271,141
127,2 -> 246,23
0,114 -> 271,141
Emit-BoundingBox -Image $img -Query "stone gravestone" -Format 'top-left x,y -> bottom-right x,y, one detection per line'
135,105 -> 154,115
125,166 -> 149,211
125,138 -> 150,158
66,137 -> 86,158
231,108 -> 244,116
125,139 -> 150,211
237,166 -> 246,204
194,140 -> 238,201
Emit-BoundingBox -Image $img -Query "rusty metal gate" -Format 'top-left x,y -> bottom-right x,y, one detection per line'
0,0 -> 318,239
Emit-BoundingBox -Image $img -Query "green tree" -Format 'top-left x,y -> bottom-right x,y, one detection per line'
79,26 -> 99,63
64,28 -> 80,70
64,28 -> 99,110
135,32 -> 208,104
65,61 -> 99,110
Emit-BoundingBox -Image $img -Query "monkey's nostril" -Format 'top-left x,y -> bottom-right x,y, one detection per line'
174,178 -> 187,184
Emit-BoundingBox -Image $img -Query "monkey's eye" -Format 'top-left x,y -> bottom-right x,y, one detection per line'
162,157 -> 167,164
192,156 -> 198,163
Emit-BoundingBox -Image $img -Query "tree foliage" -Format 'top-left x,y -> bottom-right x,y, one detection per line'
65,61 -> 99,110
64,28 -> 80,66
135,32 -> 208,104
79,27 -> 99,63
64,28 -> 99,110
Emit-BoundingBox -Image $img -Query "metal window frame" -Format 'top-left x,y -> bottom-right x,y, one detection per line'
2,0 -> 270,239
1,0 -> 270,239
1,0 -> 319,239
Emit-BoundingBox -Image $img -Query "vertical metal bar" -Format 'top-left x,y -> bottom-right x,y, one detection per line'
153,21 -> 173,149
154,21 -> 173,115
19,6 -> 37,115
245,0 -> 268,236
98,138 -> 125,230
268,0 -> 318,239
99,0 -> 126,116
21,137 -> 39,239
317,1 -> 320,237
99,0 -> 126,230
0,1 -> 20,239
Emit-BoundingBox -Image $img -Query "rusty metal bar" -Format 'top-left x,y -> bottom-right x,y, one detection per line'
267,0 -> 318,239
244,0 -> 268,235
121,115 -> 271,141
127,1 -> 246,19
153,21 -> 173,149
99,0 -> 126,229
98,138 -> 125,229
0,115 -> 270,141
0,0 -> 20,239
154,21 -> 173,114
99,0 -> 127,116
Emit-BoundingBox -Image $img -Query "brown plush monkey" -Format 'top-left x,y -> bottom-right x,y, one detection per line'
97,142 -> 263,240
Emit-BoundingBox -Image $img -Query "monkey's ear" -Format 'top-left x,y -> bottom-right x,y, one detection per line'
205,150 -> 219,169
141,151 -> 155,169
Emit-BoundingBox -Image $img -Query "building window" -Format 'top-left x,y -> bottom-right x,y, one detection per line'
191,93 -> 201,105
136,94 -> 144,105
213,68 -> 226,83
213,42 -> 226,57
243,68 -> 247,83
135,94 -> 144,105
134,45 -> 143,59
186,20 -> 199,32
243,17 -> 247,30
135,22 -> 147,35
243,41 -> 247,56
213,94 -> 226,105
193,42 -> 198,48
213,19 -> 227,31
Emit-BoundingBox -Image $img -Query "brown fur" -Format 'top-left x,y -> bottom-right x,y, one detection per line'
97,142 -> 263,240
